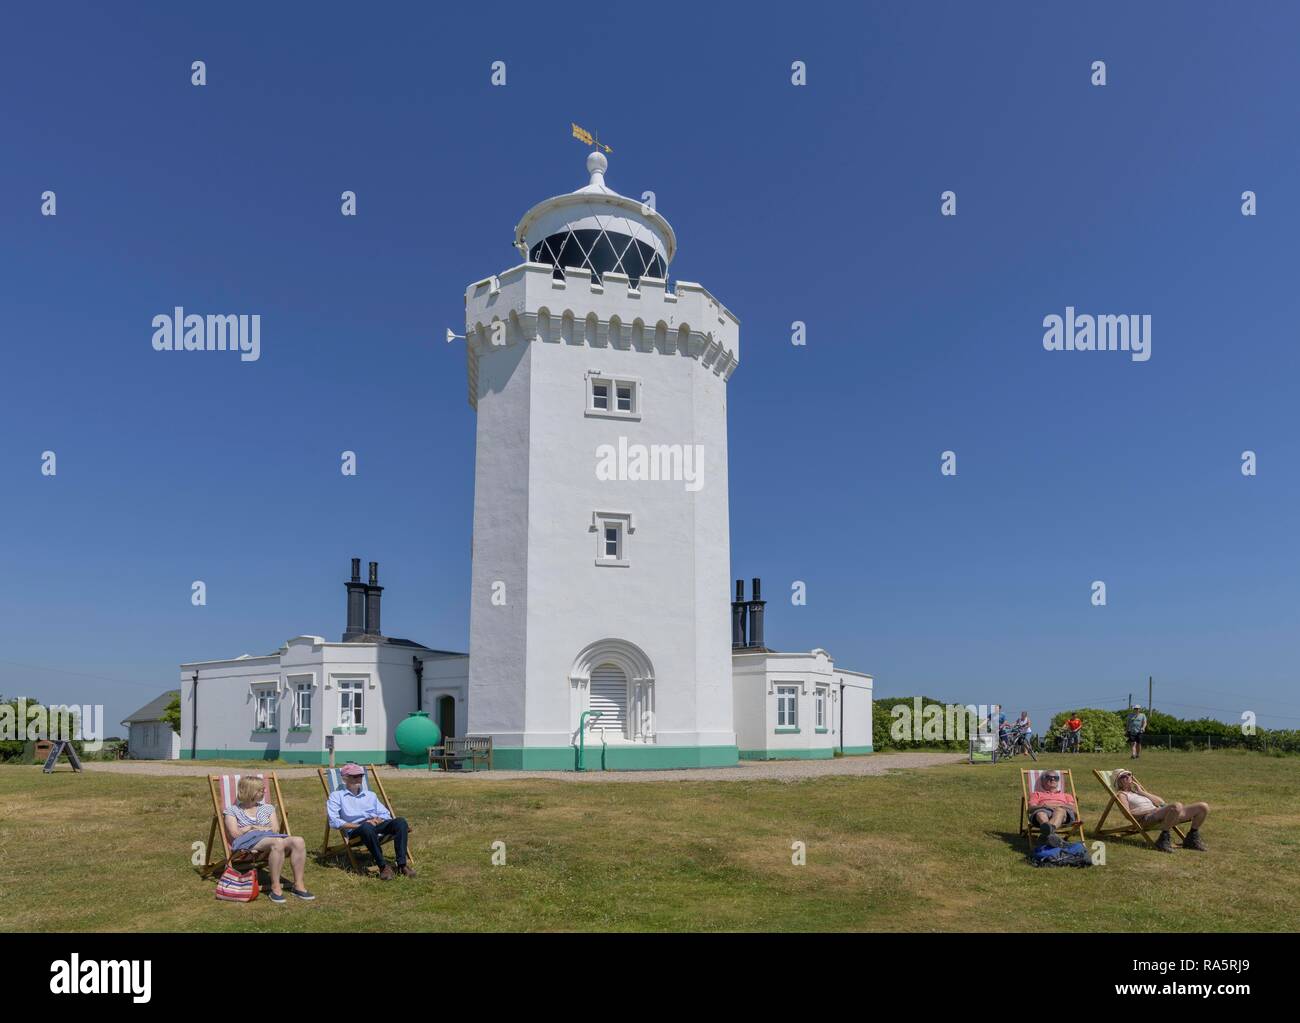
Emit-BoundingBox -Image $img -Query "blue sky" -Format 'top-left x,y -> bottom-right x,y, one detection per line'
3,1 -> 1299,733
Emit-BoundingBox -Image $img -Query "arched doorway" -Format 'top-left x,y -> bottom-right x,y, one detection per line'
569,638 -> 655,742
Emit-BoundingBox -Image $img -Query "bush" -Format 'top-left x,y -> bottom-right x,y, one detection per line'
1045,708 -> 1129,753
872,696 -> 978,752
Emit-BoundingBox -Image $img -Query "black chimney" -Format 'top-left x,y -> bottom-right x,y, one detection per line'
343,558 -> 366,641
364,561 -> 383,637
747,577 -> 766,649
731,579 -> 748,648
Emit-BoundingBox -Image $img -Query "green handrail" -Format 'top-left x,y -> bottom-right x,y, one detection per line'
577,711 -> 603,771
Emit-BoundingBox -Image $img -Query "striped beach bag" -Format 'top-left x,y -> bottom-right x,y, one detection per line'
215,864 -> 259,902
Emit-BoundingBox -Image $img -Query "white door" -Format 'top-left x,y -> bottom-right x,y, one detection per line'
589,663 -> 628,737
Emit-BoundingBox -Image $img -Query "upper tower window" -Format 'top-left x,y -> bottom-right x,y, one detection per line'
514,152 -> 676,288
529,230 -> 666,286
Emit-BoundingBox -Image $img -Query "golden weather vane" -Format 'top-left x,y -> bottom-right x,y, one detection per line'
571,122 -> 612,154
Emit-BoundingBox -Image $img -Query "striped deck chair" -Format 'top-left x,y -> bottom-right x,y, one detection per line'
1092,768 -> 1187,847
318,764 -> 414,873
1019,768 -> 1086,850
198,772 -> 292,879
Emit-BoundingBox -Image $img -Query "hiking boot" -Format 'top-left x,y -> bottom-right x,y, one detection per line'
378,865 -> 395,880
1182,828 -> 1207,851
1154,830 -> 1175,853
400,864 -> 417,878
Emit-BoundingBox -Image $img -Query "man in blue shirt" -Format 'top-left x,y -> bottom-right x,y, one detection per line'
326,763 -> 414,879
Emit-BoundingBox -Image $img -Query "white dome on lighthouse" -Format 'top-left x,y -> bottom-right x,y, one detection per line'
513,151 -> 677,286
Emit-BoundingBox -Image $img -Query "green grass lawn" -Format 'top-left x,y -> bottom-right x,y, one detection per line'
2,750 -> 1296,932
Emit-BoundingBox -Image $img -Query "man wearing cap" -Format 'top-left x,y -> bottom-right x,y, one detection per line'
1125,705 -> 1148,759
326,763 -> 415,879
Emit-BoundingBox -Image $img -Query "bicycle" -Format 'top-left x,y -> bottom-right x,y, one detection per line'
996,725 -> 1037,762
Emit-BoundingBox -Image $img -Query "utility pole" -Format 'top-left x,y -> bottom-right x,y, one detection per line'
1148,675 -> 1153,712
1128,691 -> 1132,710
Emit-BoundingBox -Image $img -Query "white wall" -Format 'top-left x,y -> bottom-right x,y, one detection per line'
127,720 -> 180,759
180,636 -> 467,763
466,262 -> 740,756
733,650 -> 874,759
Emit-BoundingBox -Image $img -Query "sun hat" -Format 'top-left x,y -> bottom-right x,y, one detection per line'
340,762 -> 365,777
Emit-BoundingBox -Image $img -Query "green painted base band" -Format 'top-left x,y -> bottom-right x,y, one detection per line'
841,745 -> 874,755
739,748 -> 835,761
490,745 -> 740,771
182,749 -> 397,765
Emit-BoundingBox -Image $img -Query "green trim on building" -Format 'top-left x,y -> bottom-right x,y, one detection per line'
332,726 -> 368,735
490,745 -> 740,771
739,747 -> 835,761
288,727 -> 312,733
182,748 -> 396,765
815,727 -> 829,734
841,745 -> 874,755
774,727 -> 800,734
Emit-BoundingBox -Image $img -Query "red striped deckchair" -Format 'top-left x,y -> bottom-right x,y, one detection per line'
198,772 -> 292,879
1019,768 -> 1086,850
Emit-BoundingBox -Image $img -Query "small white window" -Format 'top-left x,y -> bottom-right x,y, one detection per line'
254,688 -> 278,730
777,686 -> 798,728
815,688 -> 826,728
592,510 -> 633,567
602,521 -> 622,559
587,376 -> 640,419
338,679 -> 364,727
294,682 -> 312,728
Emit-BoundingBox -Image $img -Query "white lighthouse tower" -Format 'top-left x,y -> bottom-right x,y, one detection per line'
463,149 -> 741,769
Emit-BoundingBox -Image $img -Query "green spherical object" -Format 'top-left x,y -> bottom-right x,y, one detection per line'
395,711 -> 441,756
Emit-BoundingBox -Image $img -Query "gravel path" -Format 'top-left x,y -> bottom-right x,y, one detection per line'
80,752 -> 965,783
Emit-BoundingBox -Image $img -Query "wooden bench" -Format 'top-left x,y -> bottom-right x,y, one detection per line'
428,736 -> 494,772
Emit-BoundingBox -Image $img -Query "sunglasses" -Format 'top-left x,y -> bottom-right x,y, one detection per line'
1043,775 -> 1061,782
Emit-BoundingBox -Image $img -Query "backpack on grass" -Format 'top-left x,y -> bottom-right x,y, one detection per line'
1029,841 -> 1092,867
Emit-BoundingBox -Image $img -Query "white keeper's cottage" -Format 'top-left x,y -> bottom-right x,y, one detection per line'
179,153 -> 872,769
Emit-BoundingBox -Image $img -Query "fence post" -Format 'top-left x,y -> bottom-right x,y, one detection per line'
1207,733 -> 1211,751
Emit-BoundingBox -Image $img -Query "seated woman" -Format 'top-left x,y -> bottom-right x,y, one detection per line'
223,776 -> 315,903
1113,769 -> 1208,852
1027,770 -> 1077,846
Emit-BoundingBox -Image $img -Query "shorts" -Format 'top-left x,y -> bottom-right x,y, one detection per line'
1127,732 -> 1143,746
1029,805 -> 1078,826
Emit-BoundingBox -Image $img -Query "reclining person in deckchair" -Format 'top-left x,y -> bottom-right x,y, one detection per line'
1026,770 -> 1078,846
326,762 -> 415,879
1113,768 -> 1209,852
224,775 -> 315,903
